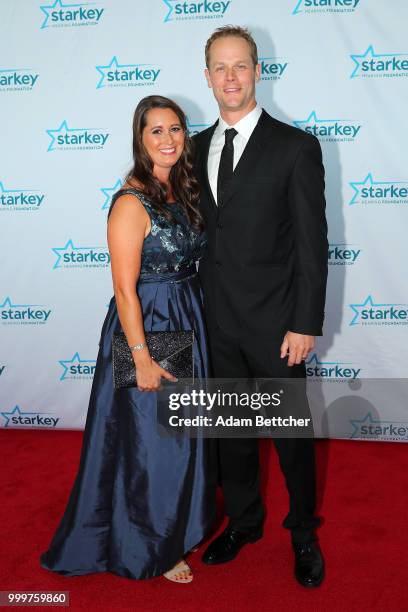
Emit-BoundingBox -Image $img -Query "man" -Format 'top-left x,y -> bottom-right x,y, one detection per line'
193,26 -> 328,587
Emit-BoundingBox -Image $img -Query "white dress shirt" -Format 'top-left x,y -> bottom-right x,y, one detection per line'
207,103 -> 262,204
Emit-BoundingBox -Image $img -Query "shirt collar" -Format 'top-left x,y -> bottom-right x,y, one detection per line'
216,103 -> 262,141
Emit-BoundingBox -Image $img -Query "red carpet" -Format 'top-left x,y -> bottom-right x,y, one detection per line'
1,431 -> 407,611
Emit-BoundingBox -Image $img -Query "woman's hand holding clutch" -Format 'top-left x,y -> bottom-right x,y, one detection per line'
133,352 -> 177,391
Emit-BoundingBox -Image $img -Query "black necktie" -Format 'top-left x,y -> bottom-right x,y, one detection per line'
217,127 -> 238,205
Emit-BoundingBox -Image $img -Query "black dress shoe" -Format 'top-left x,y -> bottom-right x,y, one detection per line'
293,541 -> 325,588
202,528 -> 262,565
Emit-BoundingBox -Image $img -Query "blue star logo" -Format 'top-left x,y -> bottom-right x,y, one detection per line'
293,110 -> 351,130
163,0 -> 175,22
350,412 -> 376,438
0,296 -> 43,309
45,120 -> 78,152
348,295 -> 407,326
59,352 -> 96,380
0,405 -> 38,427
349,173 -> 406,205
95,56 -> 152,89
350,413 -> 408,439
101,179 -> 123,210
46,120 -> 107,152
40,0 -> 85,29
52,239 -> 96,269
350,45 -> 407,78
349,295 -> 376,326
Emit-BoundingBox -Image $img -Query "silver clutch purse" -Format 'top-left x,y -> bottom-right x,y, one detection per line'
112,330 -> 194,390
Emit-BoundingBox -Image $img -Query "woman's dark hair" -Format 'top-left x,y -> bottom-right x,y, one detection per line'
124,95 -> 202,230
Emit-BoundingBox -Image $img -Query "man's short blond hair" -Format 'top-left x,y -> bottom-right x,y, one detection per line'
205,25 -> 258,68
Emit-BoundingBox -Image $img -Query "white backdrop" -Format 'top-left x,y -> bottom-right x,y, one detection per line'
1,0 -> 407,441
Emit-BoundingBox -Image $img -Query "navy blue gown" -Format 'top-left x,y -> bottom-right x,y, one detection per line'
40,188 -> 216,579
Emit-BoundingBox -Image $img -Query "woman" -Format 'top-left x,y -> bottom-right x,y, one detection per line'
40,95 -> 215,583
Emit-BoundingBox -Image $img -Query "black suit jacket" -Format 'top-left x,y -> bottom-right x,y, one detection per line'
193,109 -> 328,340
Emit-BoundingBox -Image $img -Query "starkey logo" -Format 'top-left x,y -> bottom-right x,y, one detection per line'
163,0 -> 231,22
0,67 -> 39,92
328,243 -> 361,265
350,45 -> 408,79
293,0 -> 360,14
294,111 -> 361,142
96,57 -> 161,89
350,413 -> 408,441
349,295 -> 408,327
101,179 -> 123,210
40,0 -> 105,29
259,56 -> 289,81
0,181 -> 45,212
306,353 -> 361,379
1,405 -> 60,428
0,365 -> 5,377
46,120 -> 109,152
59,352 -> 96,380
349,173 -> 408,206
0,297 -> 52,325
52,239 -> 110,269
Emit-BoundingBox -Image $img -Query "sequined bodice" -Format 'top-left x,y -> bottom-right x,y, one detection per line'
110,188 -> 207,274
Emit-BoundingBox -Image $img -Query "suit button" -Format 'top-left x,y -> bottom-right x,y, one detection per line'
215,260 -> 222,267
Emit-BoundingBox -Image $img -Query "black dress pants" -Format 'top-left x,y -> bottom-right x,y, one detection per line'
207,325 -> 321,545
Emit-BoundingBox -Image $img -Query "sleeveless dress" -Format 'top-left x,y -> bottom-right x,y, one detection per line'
40,188 -> 216,579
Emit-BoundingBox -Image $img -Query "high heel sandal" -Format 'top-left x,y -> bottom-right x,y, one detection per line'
163,559 -> 193,584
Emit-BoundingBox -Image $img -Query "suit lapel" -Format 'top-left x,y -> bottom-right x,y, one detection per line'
220,110 -> 271,208
197,121 -> 218,211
